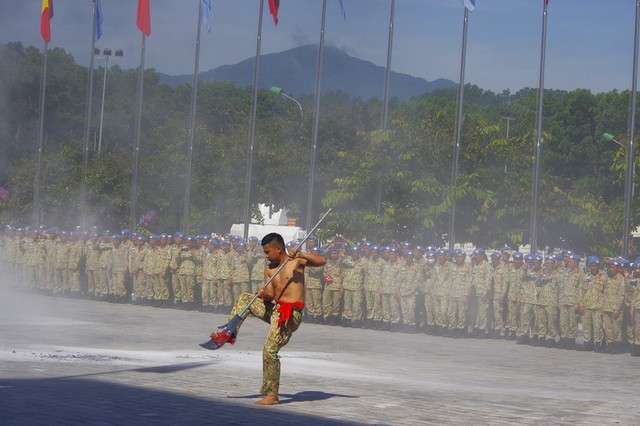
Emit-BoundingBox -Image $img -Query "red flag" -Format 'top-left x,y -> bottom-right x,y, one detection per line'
268,0 -> 280,26
137,0 -> 151,36
40,0 -> 53,43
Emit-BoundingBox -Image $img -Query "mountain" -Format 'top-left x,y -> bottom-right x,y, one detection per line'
158,44 -> 456,100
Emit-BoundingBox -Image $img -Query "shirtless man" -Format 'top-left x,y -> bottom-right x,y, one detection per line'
210,232 -> 326,405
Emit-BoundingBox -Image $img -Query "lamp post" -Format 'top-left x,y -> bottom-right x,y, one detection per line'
270,86 -> 303,129
603,132 -> 634,257
94,48 -> 123,154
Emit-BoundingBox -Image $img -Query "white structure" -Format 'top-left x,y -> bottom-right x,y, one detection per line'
229,204 -> 305,243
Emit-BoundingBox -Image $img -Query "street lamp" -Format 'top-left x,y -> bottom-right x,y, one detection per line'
603,132 -> 635,257
94,48 -> 124,154
270,86 -> 303,129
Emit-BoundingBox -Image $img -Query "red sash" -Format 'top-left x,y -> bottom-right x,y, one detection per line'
276,301 -> 305,329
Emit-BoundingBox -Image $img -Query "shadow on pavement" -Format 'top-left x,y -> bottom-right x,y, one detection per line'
228,390 -> 358,404
0,377 -> 364,426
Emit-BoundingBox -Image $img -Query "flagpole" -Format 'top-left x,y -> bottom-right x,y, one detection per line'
448,6 -> 469,250
623,0 -> 640,258
306,0 -> 327,233
130,33 -> 146,230
33,43 -> 48,228
381,0 -> 395,131
530,0 -> 548,255
243,0 -> 265,240
183,0 -> 204,234
81,0 -> 98,231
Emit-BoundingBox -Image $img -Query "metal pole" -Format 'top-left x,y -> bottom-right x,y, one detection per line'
243,0 -> 265,240
306,0 -> 327,233
623,0 -> 640,257
81,0 -> 98,230
33,43 -> 48,228
97,55 -> 109,154
448,7 -> 469,250
381,0 -> 395,131
183,0 -> 204,234
530,0 -> 548,255
131,33 -> 146,230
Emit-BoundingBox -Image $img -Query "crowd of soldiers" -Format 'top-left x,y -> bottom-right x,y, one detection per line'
3,225 -> 640,357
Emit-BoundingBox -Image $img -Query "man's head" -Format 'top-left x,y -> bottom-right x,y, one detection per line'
262,233 -> 286,263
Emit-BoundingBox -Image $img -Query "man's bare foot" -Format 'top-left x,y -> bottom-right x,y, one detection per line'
255,395 -> 279,406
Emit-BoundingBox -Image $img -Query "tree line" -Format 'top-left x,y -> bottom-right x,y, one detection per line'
0,42 -> 636,256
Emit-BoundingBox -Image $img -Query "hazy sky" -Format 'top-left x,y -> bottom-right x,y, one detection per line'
0,0 -> 636,94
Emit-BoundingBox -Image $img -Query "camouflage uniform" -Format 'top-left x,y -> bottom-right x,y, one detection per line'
558,266 -> 582,346
96,239 -> 114,296
67,237 -> 84,294
217,249 -> 234,307
341,254 -> 365,324
85,240 -> 100,296
322,255 -> 343,323
111,242 -> 129,298
232,250 -> 251,302
176,245 -> 198,304
398,259 -> 422,329
579,268 -> 605,348
155,244 -> 172,302
201,247 -> 220,308
447,259 -> 471,333
493,262 -> 511,336
534,267 -> 559,345
602,270 -> 625,350
471,258 -> 493,335
304,258 -> 324,320
365,255 -> 384,325
380,257 -> 403,328
630,275 -> 640,354
432,259 -> 452,332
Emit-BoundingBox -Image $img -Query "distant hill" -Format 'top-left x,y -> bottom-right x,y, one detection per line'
158,44 -> 456,100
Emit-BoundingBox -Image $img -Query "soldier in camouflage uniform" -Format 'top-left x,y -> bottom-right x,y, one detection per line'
446,250 -> 471,337
84,234 -> 100,297
534,254 -> 560,348
67,232 -> 84,295
341,246 -> 366,327
364,246 -> 384,329
322,247 -> 343,325
505,252 -> 524,340
602,259 -> 626,354
629,259 -> 640,356
470,248 -> 493,338
96,232 -> 114,298
380,247 -> 403,332
129,235 -> 147,302
398,250 -> 422,332
201,239 -> 220,310
155,235 -> 173,305
420,250 -> 436,334
217,239 -> 235,311
175,236 -> 198,307
304,247 -> 325,323
557,253 -> 582,350
517,254 -> 541,345
248,236 -> 266,293
432,249 -> 452,336
110,235 -> 129,300
232,241 -> 251,302
577,256 -> 605,351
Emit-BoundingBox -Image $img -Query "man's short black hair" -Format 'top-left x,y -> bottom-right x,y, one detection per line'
261,233 -> 285,249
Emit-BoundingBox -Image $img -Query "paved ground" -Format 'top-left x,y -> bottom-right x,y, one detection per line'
1,285 -> 640,425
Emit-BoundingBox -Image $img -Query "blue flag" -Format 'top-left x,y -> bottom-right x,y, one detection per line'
94,0 -> 103,41
338,0 -> 346,20
463,0 -> 475,11
201,0 -> 212,33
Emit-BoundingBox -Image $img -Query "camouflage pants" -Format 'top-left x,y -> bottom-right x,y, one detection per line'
399,295 -> 416,326
343,289 -> 363,321
434,295 -> 445,328
154,274 -> 171,301
492,298 -> 507,332
558,305 -> 578,339
131,273 -> 145,299
86,270 -> 97,295
582,309 -> 603,344
424,294 -> 435,326
633,309 -> 640,345
111,271 -> 127,297
218,281 -> 233,307
519,303 -> 534,336
176,274 -> 195,303
474,298 -> 490,331
381,293 -> 400,324
534,305 -> 557,340
232,282 -> 250,303
305,288 -> 323,317
506,299 -> 520,332
366,290 -> 382,321
602,311 -> 622,344
228,293 -> 302,397
201,279 -> 218,307
446,297 -> 465,330
322,288 -> 342,319
95,268 -> 109,296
